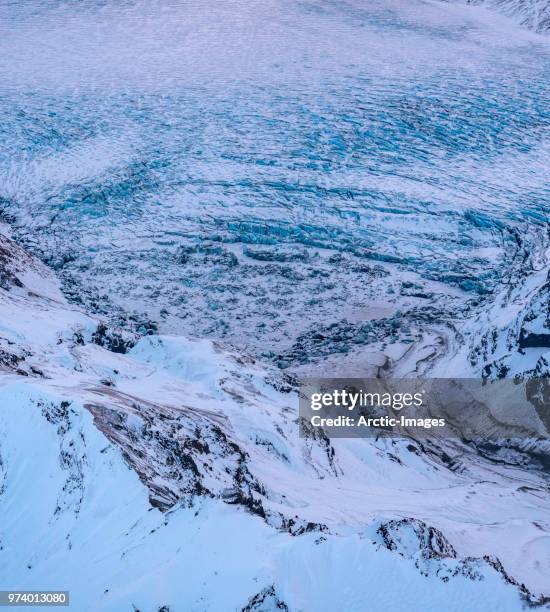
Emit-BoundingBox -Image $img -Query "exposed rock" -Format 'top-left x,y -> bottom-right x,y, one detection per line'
242,586 -> 289,612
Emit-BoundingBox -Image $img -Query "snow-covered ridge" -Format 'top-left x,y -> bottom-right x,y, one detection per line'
458,0 -> 550,33
1,225 -> 550,610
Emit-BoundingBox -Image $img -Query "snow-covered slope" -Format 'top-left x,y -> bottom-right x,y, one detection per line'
458,0 -> 550,33
1,223 -> 550,610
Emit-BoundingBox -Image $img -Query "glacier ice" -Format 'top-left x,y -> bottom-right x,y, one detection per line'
1,0 -> 550,610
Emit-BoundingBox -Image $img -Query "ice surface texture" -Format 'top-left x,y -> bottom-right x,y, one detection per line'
1,0 -> 549,373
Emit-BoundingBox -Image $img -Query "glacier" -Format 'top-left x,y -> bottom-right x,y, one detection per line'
0,0 -> 550,610
1,0 -> 549,369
